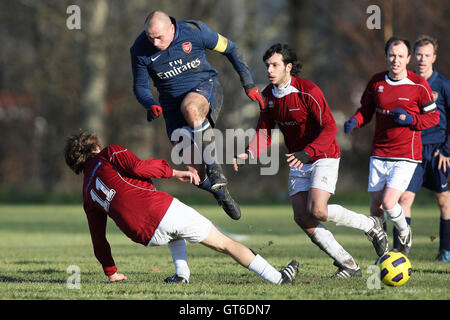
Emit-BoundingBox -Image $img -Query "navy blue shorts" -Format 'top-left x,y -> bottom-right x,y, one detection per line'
407,142 -> 449,193
161,77 -> 223,142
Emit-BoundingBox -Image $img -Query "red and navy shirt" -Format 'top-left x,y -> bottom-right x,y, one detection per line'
130,17 -> 254,111
247,76 -> 340,163
82,145 -> 174,275
351,70 -> 439,162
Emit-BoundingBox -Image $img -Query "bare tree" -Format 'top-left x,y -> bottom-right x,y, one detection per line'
80,0 -> 109,141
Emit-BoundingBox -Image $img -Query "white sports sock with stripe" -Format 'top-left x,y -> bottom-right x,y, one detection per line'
384,203 -> 409,236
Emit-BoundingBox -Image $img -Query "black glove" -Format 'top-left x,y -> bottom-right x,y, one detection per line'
294,151 -> 310,164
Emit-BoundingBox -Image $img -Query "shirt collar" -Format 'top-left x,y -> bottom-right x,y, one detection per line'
273,76 -> 292,96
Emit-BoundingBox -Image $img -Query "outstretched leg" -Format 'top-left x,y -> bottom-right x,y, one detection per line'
200,225 -> 298,284
179,92 -> 240,220
291,190 -> 361,277
327,204 -> 388,256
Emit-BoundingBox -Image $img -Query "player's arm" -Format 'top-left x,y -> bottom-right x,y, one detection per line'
344,80 -> 377,133
84,204 -> 126,282
107,145 -> 199,184
407,102 -> 439,130
409,81 -> 439,130
130,45 -> 162,121
246,110 -> 275,159
172,169 -> 200,185
108,145 -> 173,179
233,109 -> 275,171
194,21 -> 265,110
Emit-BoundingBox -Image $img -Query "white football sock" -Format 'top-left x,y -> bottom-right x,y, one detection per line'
248,254 -> 282,284
327,204 -> 374,233
384,203 -> 409,236
168,239 -> 190,279
310,224 -> 358,269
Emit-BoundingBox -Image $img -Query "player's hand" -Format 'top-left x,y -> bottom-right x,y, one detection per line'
147,105 -> 163,122
233,152 -> 249,172
434,149 -> 450,173
244,84 -> 265,110
344,118 -> 357,134
108,272 -> 127,283
172,169 -> 200,185
285,151 -> 310,169
389,108 -> 413,126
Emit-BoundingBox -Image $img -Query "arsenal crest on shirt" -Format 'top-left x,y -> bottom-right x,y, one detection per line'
432,91 -> 439,101
182,42 -> 192,54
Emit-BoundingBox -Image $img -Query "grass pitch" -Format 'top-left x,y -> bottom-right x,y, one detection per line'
0,202 -> 448,301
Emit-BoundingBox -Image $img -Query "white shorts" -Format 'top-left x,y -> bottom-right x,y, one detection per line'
368,157 -> 418,192
147,198 -> 213,247
288,158 -> 340,196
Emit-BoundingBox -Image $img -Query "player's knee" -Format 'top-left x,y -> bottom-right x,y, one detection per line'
181,101 -> 208,126
381,198 -> 398,212
308,206 -> 327,221
435,192 -> 450,211
399,192 -> 414,208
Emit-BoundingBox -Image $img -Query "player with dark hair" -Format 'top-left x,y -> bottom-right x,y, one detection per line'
234,43 -> 389,278
398,35 -> 450,262
130,10 -> 265,221
344,36 -> 440,256
64,132 -> 298,284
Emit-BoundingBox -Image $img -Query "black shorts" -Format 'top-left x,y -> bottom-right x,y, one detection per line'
162,77 -> 223,142
407,142 -> 449,193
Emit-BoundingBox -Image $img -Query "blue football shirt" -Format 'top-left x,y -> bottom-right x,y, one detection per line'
421,71 -> 450,145
130,17 -> 254,111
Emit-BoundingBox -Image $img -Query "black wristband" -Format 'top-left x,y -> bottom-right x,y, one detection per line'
294,151 -> 310,164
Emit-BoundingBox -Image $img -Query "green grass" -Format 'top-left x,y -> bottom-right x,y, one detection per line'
0,203 -> 448,300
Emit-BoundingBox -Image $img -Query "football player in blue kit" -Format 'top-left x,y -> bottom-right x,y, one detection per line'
399,35 -> 450,262
130,11 -> 265,221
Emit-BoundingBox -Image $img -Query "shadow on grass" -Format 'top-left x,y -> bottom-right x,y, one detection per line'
419,269 -> 450,275
0,274 -> 65,284
12,261 -> 48,265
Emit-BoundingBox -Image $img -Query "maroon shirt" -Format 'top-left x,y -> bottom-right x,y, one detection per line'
82,145 -> 174,275
351,70 -> 439,161
247,76 -> 340,163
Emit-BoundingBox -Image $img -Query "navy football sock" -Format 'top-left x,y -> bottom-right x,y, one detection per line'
197,176 -> 225,199
393,217 -> 411,249
440,218 -> 450,251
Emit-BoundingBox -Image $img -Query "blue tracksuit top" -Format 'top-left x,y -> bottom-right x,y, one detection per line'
421,71 -> 450,145
130,17 -> 254,111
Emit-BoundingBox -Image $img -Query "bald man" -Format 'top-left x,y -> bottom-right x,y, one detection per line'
130,11 -> 264,221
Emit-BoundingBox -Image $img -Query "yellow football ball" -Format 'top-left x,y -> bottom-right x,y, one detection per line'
377,250 -> 412,286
